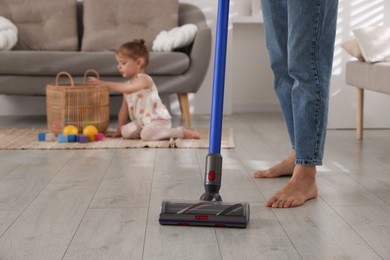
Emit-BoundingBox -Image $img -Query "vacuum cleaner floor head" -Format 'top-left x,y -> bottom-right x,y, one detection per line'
159,200 -> 250,228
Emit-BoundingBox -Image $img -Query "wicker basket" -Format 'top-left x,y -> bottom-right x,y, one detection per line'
46,70 -> 110,135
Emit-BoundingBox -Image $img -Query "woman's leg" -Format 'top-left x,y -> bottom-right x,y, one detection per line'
121,121 -> 142,139
267,0 -> 339,208
288,0 -> 338,166
261,0 -> 295,148
254,0 -> 296,178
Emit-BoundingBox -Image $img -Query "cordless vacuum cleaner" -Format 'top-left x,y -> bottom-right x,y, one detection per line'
159,0 -> 250,228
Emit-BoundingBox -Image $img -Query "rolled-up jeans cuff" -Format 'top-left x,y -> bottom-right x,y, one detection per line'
295,159 -> 322,166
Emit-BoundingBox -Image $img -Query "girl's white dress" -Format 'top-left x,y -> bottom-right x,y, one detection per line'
124,74 -> 172,126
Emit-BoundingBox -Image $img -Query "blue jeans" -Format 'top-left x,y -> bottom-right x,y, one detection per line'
261,0 -> 338,166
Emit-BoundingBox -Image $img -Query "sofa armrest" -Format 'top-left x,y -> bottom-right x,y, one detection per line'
179,3 -> 208,29
175,3 -> 212,93
184,27 -> 212,92
177,3 -> 210,56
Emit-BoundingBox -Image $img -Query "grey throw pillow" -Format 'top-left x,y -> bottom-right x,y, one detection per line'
0,0 -> 78,51
81,0 -> 179,51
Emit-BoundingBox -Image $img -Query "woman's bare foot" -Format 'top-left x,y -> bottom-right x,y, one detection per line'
266,165 -> 318,208
181,127 -> 200,139
253,151 -> 296,178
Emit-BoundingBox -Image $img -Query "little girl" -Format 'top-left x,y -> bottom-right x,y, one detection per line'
88,39 -> 200,141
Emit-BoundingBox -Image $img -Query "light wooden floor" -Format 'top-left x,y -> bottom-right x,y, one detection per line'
0,113 -> 389,260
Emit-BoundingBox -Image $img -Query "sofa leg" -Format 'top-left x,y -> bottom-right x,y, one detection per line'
177,93 -> 183,118
178,93 -> 191,127
356,88 -> 364,140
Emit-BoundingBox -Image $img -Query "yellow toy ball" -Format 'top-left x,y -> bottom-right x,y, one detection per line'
83,125 -> 99,142
63,125 -> 79,135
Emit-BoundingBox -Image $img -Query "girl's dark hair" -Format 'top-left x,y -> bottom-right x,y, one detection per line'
116,39 -> 149,67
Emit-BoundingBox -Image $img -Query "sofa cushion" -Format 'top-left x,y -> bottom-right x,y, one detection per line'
346,61 -> 390,95
0,0 -> 78,51
353,26 -> 390,63
0,16 -> 18,50
341,38 -> 364,61
152,24 -> 198,52
82,0 -> 178,51
0,51 -> 190,76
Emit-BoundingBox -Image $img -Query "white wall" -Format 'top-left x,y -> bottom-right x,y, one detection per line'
328,0 -> 390,128
231,19 -> 279,113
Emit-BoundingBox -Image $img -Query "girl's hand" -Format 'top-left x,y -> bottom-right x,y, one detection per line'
88,77 -> 102,86
105,130 -> 122,138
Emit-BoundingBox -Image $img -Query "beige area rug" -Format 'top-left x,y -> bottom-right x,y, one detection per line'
0,128 -> 235,150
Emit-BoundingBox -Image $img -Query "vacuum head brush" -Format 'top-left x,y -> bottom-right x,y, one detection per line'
159,200 -> 250,228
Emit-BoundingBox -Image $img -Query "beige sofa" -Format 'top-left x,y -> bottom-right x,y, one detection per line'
0,0 -> 211,126
346,61 -> 390,139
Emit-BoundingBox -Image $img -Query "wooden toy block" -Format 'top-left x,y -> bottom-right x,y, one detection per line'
78,134 -> 89,143
95,133 -> 105,141
38,132 -> 46,142
58,134 -> 68,143
68,134 -> 77,143
45,133 -> 56,142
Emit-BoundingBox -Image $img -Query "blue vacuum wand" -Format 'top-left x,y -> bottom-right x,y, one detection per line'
199,0 -> 230,202
159,0 -> 250,228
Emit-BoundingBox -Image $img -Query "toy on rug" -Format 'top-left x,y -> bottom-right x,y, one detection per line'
95,133 -> 105,141
58,134 -> 68,143
63,125 -> 79,135
37,128 -> 104,143
37,132 -> 56,142
77,134 -> 89,143
57,133 -> 78,143
83,125 -> 98,142
68,134 -> 78,142
38,132 -> 46,142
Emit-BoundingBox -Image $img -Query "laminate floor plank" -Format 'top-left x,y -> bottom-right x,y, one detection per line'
0,150 -> 114,260
63,208 -> 148,260
332,205 -> 390,259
